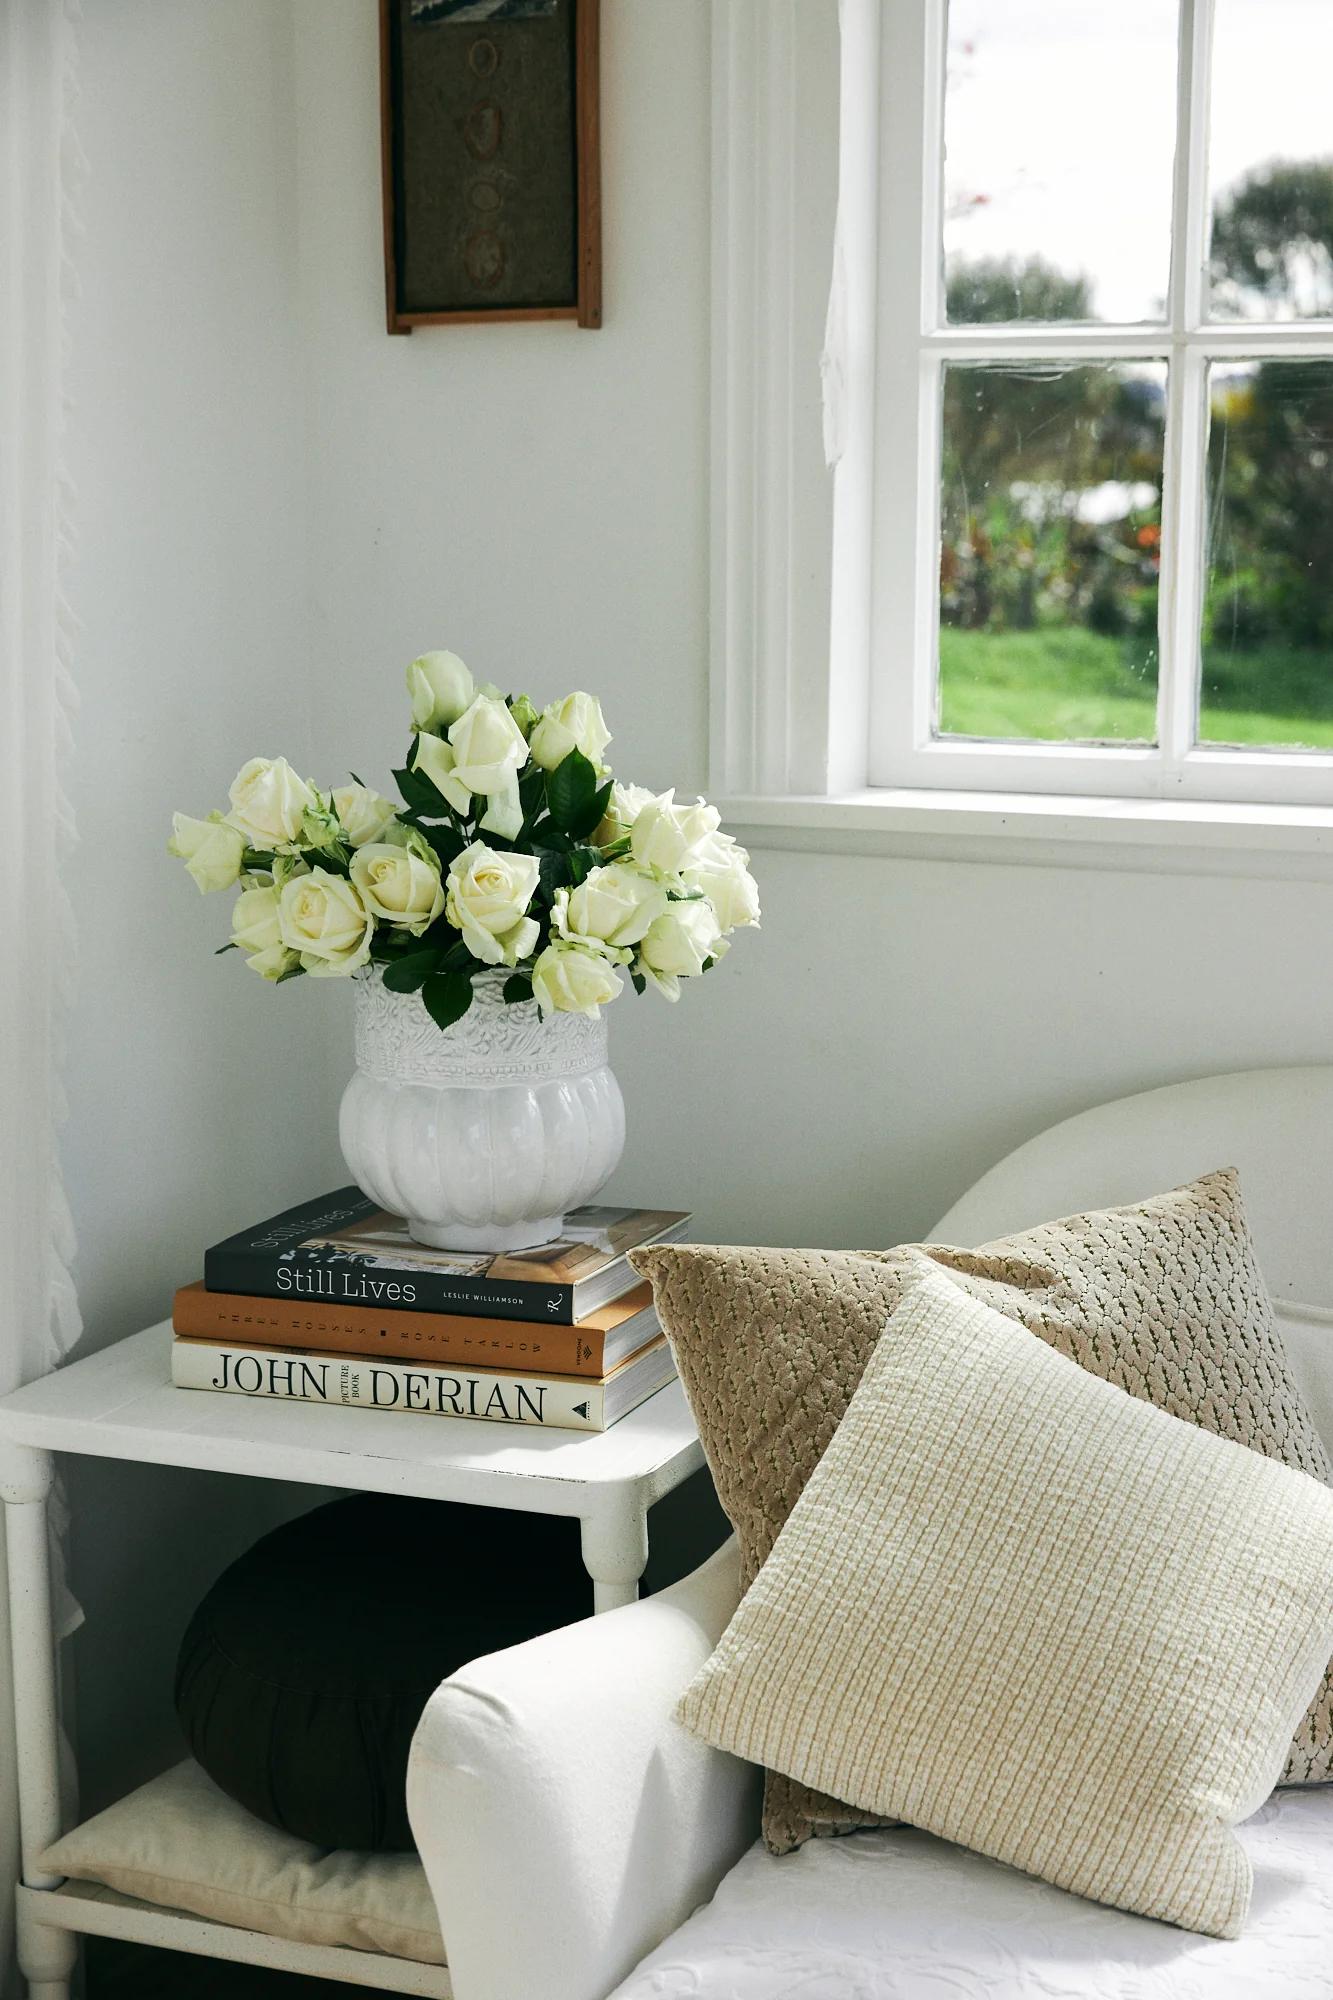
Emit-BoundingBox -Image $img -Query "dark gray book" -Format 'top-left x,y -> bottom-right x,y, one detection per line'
204,1190 -> 689,1326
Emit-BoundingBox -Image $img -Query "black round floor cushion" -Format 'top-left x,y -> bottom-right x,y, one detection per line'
175,1493 -> 593,1852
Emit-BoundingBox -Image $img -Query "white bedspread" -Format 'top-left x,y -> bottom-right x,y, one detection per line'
609,1789 -> 1333,1999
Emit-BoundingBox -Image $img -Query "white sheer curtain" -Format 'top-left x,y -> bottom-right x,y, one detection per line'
0,0 -> 82,1988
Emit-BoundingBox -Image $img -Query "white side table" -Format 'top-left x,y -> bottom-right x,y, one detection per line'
0,1322 -> 704,1998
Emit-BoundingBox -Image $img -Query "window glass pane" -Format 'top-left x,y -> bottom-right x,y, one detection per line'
1200,360 -> 1333,746
938,363 -> 1166,743
1208,0 -> 1333,322
943,0 -> 1178,325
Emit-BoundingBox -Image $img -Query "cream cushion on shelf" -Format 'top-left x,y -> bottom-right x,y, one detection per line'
634,1167 -> 1333,1853
677,1275 -> 1333,1939
40,1758 -> 445,1963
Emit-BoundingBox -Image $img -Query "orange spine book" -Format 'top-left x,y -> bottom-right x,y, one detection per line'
171,1279 -> 655,1378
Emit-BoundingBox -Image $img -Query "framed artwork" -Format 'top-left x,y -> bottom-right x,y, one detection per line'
379,0 -> 601,332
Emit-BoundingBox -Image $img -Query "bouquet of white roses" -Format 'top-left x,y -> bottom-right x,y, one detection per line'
168,651 -> 759,1030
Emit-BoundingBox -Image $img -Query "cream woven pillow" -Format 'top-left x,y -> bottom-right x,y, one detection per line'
633,1168 -> 1333,1852
677,1275 -> 1333,1939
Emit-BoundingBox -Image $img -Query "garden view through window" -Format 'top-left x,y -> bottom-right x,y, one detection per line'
934,0 -> 1333,755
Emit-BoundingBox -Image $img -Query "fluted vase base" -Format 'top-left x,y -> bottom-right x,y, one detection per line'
407,1213 -> 565,1253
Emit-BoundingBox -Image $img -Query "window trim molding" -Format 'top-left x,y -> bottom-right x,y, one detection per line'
708,0 -> 847,801
708,0 -> 1333,859
717,787 -> 1333,880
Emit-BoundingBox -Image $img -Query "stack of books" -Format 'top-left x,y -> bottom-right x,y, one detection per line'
171,1190 -> 689,1433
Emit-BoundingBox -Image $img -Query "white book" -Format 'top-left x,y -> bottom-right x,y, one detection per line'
171,1332 -> 677,1433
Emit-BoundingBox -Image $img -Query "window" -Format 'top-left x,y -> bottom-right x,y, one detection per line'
869,0 -> 1333,804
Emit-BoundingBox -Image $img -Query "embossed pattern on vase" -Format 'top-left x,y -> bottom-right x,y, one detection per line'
352,965 -> 608,1085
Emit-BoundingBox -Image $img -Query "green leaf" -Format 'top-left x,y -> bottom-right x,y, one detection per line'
382,949 -> 443,993
438,938 -> 473,974
568,842 -> 608,888
544,748 -> 598,833
631,972 -> 646,996
538,849 -> 572,906
419,821 -> 467,869
275,963 -> 305,984
566,777 -> 614,842
214,942 -> 238,955
393,765 -> 445,816
422,970 -> 474,1033
502,974 -> 533,1005
371,928 -> 423,961
518,764 -> 547,812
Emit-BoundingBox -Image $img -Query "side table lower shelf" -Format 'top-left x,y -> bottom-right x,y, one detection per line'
17,1883 -> 452,1997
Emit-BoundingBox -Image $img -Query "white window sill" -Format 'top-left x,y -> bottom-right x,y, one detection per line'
718,790 -> 1333,879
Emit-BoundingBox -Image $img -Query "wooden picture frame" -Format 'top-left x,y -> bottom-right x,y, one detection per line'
379,0 -> 601,333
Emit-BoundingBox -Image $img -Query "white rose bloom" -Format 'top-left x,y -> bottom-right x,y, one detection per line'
246,944 -> 298,981
592,780 -> 655,847
406,650 -> 475,732
167,812 -> 246,894
532,942 -> 623,1017
636,898 -> 726,1001
479,775 -> 523,842
332,783 -> 398,849
528,692 -> 612,772
445,842 -> 541,967
448,694 -> 529,797
553,863 -> 667,958
411,732 -> 473,816
224,757 -> 319,852
277,867 -> 374,977
350,835 -> 445,935
230,883 -> 299,980
628,790 -> 721,874
683,831 -> 761,932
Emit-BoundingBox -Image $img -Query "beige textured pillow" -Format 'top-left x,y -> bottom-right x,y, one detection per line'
678,1275 -> 1333,1939
633,1168 -> 1333,1853
41,1759 -> 445,1963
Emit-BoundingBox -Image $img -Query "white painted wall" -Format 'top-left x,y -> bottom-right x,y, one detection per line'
289,0 -> 710,799
60,0 -> 343,1806
58,0 -> 1333,1812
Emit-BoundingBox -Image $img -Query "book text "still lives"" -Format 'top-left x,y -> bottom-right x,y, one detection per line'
276,1267 -> 419,1304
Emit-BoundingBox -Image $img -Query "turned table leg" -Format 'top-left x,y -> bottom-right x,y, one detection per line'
2,1444 -> 77,1999
580,1500 -> 650,1613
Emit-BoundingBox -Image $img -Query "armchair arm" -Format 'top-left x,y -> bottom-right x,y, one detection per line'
406,1539 -> 757,2000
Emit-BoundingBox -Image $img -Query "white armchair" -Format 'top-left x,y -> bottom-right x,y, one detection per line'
406,1539 -> 755,2000
407,1065 -> 1333,2000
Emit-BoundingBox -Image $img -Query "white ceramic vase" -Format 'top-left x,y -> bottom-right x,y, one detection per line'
338,967 -> 625,1251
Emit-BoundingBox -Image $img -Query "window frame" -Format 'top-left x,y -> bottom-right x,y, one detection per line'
870,0 -> 1333,806
709,0 -> 1333,838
